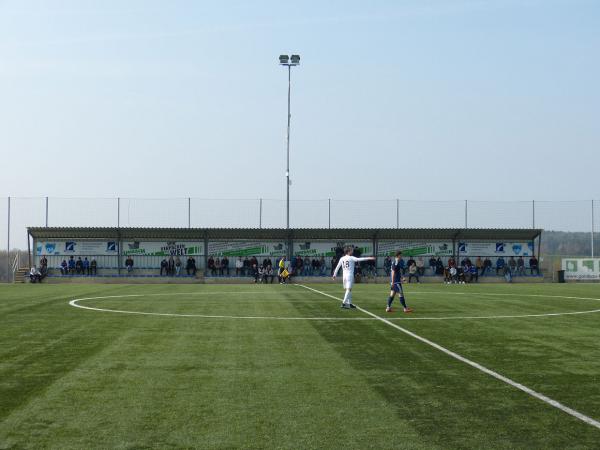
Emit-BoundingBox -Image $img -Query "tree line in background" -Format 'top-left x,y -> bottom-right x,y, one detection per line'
0,231 -> 598,281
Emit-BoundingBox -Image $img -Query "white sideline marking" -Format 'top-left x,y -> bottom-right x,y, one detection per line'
296,284 -> 600,431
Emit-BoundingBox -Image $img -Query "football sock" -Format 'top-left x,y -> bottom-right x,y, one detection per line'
343,289 -> 350,304
387,296 -> 394,308
346,290 -> 352,305
399,296 -> 407,308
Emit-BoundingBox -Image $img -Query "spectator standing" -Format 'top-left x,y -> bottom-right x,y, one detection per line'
175,256 -> 182,276
398,256 -> 406,275
475,257 -> 483,276
75,257 -> 84,274
429,257 -> 437,275
243,257 -> 251,276
481,257 -> 492,276
529,256 -> 539,275
222,256 -> 230,275
384,256 -> 392,276
252,264 -> 260,283
235,257 -> 244,276
416,257 -> 425,276
208,256 -> 216,275
215,257 -> 222,276
319,256 -> 327,276
160,258 -> 168,276
186,256 -> 196,276
83,257 -> 90,275
470,264 -> 479,282
90,258 -> 97,275
508,257 -> 517,275
517,256 -> 525,275
168,256 -> 175,276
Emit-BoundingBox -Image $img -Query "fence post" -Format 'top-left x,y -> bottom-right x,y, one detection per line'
188,197 -> 191,228
259,198 -> 263,229
396,199 -> 399,229
464,200 -> 468,228
45,196 -> 49,227
6,197 -> 10,283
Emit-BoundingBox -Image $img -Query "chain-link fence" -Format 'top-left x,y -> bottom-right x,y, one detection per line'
1,197 -> 598,251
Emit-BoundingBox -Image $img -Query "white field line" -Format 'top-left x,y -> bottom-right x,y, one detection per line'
296,284 -> 600,431
68,292 -> 600,321
68,297 -> 371,321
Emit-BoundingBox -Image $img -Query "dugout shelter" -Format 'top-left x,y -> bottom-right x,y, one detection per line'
27,227 -> 542,279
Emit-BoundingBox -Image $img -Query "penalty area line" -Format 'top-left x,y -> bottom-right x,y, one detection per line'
295,284 -> 600,431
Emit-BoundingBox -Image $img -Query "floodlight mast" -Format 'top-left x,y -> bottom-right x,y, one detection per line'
279,54 -> 300,229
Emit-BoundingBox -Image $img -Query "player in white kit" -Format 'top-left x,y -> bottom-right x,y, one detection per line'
332,247 -> 376,309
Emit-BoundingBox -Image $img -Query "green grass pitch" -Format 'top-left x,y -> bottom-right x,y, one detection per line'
1,282 -> 600,449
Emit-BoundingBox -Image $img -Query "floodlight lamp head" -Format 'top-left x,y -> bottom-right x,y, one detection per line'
279,55 -> 289,65
290,54 -> 300,65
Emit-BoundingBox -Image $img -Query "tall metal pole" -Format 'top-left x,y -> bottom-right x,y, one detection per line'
259,198 -> 263,229
286,65 -> 292,229
532,199 -> 535,228
592,200 -> 595,258
464,200 -> 468,228
328,198 -> 331,229
6,197 -> 10,283
396,199 -> 399,228
188,197 -> 191,228
117,197 -> 120,228
45,196 -> 49,227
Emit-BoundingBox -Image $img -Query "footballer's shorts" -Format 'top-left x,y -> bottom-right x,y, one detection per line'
391,282 -> 404,294
342,276 -> 354,289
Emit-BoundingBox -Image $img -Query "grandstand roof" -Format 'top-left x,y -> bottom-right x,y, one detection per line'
28,227 -> 543,241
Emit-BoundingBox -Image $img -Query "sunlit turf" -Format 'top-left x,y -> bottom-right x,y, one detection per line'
1,282 -> 600,449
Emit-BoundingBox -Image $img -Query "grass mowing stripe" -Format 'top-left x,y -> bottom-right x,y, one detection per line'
296,283 -> 600,432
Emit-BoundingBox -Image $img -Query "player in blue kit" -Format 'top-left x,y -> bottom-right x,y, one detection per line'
386,251 -> 413,313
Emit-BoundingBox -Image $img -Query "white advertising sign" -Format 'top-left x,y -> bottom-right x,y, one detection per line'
123,241 -> 204,256
208,241 -> 288,257
36,241 -> 118,256
377,241 -> 453,257
292,241 -> 373,257
562,258 -> 600,280
457,242 -> 534,257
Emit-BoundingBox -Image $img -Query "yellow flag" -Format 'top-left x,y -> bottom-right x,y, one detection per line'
281,269 -> 289,278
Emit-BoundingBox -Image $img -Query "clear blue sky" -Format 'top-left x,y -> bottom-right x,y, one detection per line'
1,0 -> 599,201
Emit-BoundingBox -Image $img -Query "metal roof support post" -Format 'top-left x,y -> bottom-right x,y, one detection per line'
203,231 -> 209,277
27,230 -> 31,269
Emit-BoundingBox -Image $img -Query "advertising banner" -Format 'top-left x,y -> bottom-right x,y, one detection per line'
457,242 -> 534,257
208,241 -> 288,257
122,241 -> 204,256
292,241 -> 373,257
36,241 -> 118,256
562,258 -> 600,280
377,241 -> 453,257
